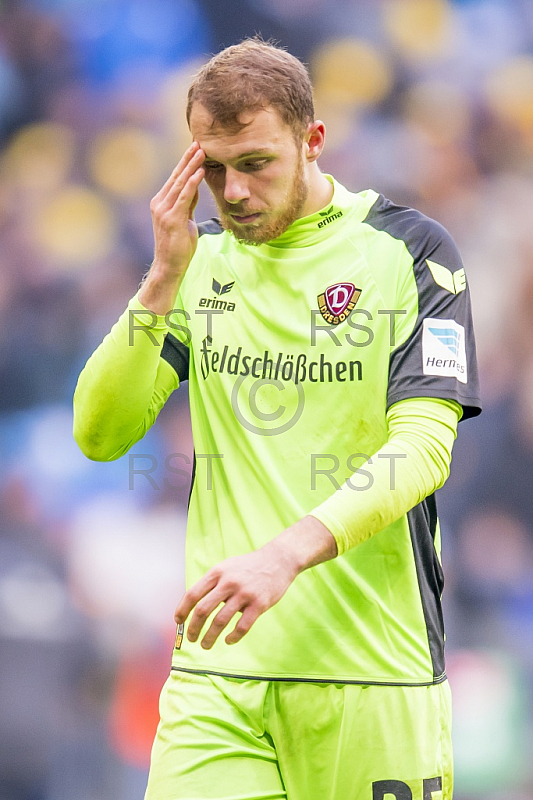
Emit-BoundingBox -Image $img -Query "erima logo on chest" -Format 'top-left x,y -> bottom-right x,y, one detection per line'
198,278 -> 236,312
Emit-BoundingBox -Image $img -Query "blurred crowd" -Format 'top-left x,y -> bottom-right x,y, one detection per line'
1,0 -> 533,797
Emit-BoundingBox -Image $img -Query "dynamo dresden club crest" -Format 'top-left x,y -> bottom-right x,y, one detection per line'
317,282 -> 361,325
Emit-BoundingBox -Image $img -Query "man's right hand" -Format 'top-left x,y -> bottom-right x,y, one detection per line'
139,142 -> 205,316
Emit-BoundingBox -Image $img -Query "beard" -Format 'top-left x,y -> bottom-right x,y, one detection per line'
216,157 -> 308,246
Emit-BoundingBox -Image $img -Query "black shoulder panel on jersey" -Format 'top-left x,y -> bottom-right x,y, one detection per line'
406,495 -> 445,681
161,332 -> 189,381
362,194 -> 482,420
198,218 -> 223,237
363,194 -> 459,267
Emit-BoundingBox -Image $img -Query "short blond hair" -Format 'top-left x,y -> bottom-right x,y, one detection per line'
186,37 -> 315,140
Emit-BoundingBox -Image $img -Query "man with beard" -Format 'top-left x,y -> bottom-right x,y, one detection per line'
74,37 -> 481,800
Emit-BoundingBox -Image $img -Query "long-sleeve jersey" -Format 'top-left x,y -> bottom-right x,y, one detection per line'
74,176 -> 481,684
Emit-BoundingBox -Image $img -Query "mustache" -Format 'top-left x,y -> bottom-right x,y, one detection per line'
220,206 -> 261,216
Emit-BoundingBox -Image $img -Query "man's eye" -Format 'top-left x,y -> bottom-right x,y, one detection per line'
204,163 -> 223,171
244,160 -> 268,170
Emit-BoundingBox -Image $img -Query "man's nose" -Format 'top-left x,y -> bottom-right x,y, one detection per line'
223,168 -> 250,204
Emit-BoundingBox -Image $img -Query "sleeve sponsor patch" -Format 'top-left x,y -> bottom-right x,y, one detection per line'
422,318 -> 467,384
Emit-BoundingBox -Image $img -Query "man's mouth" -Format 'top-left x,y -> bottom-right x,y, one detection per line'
229,212 -> 261,224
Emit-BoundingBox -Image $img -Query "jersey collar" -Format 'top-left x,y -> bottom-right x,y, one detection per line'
261,175 -> 366,249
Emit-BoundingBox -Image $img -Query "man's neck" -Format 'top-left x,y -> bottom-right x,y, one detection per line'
300,167 -> 334,219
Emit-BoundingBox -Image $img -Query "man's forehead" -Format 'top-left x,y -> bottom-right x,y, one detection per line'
189,103 -> 291,157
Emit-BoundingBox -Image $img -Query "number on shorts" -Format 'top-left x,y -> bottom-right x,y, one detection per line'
372,776 -> 442,800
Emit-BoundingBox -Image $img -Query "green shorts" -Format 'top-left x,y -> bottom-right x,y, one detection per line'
144,668 -> 453,800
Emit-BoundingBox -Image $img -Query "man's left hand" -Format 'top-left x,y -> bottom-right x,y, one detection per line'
173,538 -> 300,649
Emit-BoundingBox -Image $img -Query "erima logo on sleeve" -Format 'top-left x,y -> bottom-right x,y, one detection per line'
422,318 -> 467,383
426,259 -> 466,294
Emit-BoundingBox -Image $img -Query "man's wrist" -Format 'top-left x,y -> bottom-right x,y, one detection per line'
266,515 -> 338,576
138,267 -> 184,317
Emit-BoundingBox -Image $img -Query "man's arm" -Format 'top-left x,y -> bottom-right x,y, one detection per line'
73,295 -> 179,460
73,142 -> 205,460
175,396 -> 460,649
308,396 -> 460,555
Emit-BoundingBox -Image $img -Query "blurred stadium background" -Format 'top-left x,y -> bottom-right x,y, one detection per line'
1,0 -> 533,797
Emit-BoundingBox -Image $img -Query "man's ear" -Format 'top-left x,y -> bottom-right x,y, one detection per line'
305,120 -> 326,162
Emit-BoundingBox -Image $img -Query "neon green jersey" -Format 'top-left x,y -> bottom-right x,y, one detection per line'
75,176 -> 481,685
150,176 -> 481,684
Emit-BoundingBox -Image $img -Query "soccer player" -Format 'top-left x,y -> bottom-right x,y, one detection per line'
73,38 -> 481,800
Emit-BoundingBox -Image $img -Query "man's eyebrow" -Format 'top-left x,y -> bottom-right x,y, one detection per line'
203,149 -> 272,162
